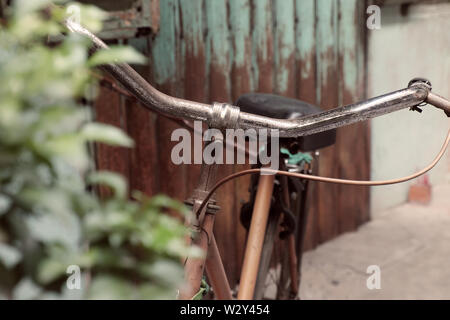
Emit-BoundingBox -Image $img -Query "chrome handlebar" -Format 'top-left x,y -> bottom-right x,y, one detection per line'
65,20 -> 450,138
426,92 -> 450,117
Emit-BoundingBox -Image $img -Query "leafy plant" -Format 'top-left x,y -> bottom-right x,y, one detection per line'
0,0 -> 197,299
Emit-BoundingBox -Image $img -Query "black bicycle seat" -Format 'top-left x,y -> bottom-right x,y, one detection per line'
235,93 -> 336,151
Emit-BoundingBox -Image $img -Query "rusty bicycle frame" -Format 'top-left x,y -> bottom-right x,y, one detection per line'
65,19 -> 450,300
181,147 -> 304,300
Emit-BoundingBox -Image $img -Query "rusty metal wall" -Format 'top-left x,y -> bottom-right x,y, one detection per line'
94,0 -> 369,288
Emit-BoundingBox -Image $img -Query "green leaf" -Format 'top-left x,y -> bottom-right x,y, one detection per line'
0,194 -> 12,216
0,243 -> 22,268
88,171 -> 128,199
81,122 -> 134,147
192,278 -> 209,300
37,258 -> 67,284
13,0 -> 52,16
149,194 -> 191,217
26,207 -> 81,249
88,46 -> 147,67
38,134 -> 88,171
138,284 -> 175,300
77,4 -> 108,33
13,278 -> 42,300
87,276 -> 135,300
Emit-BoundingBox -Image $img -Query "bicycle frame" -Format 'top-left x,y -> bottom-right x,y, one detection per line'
179,158 -> 277,300
181,151 -> 310,300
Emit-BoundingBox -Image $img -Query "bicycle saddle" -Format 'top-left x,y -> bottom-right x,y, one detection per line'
235,93 -> 336,151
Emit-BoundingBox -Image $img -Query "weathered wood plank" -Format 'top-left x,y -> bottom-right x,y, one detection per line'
273,0 -> 296,97
126,37 -> 160,196
337,0 -> 370,232
229,0 -> 252,286
251,0 -> 273,93
180,0 -> 207,195
230,0 -> 253,102
205,0 -> 236,286
295,0 -> 316,104
94,87 -> 130,197
205,0 -> 231,102
126,100 -> 160,196
151,0 -> 187,201
337,0 -> 359,233
315,0 -> 340,242
295,0 -> 319,251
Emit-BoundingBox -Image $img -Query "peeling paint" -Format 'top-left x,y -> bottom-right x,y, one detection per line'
316,0 -> 338,105
180,0 -> 206,104
339,0 -> 358,99
296,0 -> 315,80
229,0 -> 250,68
229,0 -> 253,100
273,0 -> 296,96
152,0 -> 179,85
205,0 -> 230,71
251,0 -> 273,92
180,0 -> 203,57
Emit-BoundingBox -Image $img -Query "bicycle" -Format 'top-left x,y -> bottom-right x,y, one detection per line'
66,19 -> 450,300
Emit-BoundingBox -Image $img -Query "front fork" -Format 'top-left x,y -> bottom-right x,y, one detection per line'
179,161 -> 232,300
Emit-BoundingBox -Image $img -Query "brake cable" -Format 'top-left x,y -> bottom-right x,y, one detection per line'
195,129 -> 450,217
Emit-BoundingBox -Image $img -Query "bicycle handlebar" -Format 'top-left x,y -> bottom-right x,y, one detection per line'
427,92 -> 450,116
65,20 -> 450,138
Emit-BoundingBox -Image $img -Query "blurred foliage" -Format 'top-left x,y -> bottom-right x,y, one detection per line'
0,0 -> 198,299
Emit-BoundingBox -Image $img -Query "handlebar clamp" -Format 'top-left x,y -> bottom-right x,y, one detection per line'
208,103 -> 240,130
408,78 -> 432,113
408,78 -> 450,117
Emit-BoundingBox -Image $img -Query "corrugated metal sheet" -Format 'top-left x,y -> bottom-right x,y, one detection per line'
95,0 -> 369,287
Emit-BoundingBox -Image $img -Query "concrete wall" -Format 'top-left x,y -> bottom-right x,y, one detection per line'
368,1 -> 450,216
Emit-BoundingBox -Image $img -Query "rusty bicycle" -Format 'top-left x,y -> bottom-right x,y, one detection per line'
66,19 -> 450,300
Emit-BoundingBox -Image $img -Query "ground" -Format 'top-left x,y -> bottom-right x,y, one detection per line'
299,177 -> 450,299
